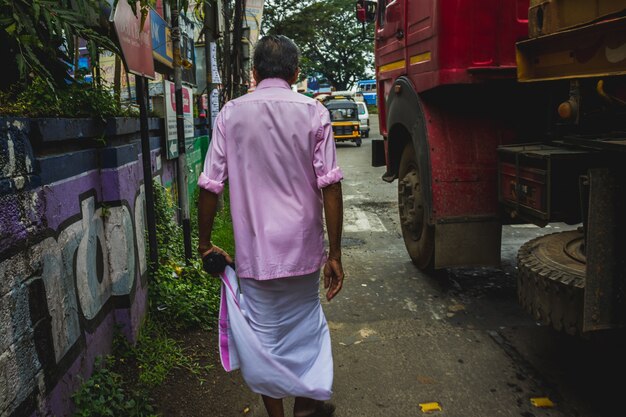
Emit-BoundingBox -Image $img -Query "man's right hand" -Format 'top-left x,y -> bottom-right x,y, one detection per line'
200,245 -> 233,276
323,257 -> 344,301
199,244 -> 233,263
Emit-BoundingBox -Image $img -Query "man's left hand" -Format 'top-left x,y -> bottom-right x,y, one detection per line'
323,257 -> 344,301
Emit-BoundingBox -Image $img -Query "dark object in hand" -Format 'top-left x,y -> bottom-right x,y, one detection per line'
202,251 -> 228,274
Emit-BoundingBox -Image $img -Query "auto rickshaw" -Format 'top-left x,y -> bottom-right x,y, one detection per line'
323,96 -> 362,147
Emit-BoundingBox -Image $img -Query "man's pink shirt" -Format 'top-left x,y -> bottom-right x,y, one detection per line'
198,78 -> 343,279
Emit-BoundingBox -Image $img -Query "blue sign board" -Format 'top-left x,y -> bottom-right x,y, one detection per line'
150,8 -> 173,68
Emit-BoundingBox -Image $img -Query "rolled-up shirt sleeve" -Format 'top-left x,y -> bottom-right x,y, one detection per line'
198,110 -> 228,194
314,103 -> 344,189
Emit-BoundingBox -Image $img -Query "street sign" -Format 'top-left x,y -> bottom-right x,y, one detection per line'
163,80 -> 194,159
150,8 -> 173,68
113,0 -> 155,79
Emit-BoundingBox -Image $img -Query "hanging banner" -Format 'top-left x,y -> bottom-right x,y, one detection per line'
244,0 -> 265,45
112,0 -> 155,79
245,0 -> 264,90
210,42 -> 222,84
210,88 -> 220,128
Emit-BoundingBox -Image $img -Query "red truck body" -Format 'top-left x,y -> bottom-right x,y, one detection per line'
363,0 -> 626,335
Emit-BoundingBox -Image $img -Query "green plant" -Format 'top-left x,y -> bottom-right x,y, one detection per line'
205,187 -> 236,256
73,317 -> 212,415
72,356 -> 158,417
150,259 -> 222,330
0,0 -> 118,91
0,73 -> 138,118
116,319 -> 212,388
150,181 -> 232,330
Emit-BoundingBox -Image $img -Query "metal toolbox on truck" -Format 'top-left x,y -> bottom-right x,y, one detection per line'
498,144 -> 601,225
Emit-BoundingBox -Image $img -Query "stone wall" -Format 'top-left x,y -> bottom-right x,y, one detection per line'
0,116 -> 180,417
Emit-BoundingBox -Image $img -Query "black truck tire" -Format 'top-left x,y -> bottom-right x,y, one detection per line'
398,142 -> 434,270
517,230 -> 586,335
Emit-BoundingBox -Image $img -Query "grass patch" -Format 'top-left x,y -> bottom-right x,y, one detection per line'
71,356 -> 158,417
115,320 -> 212,388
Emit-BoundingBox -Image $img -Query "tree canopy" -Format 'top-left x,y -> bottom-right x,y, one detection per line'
261,0 -> 374,91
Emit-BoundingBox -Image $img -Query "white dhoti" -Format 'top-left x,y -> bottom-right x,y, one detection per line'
219,267 -> 333,400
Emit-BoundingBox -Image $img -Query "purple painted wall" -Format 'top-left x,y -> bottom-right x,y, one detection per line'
0,117 -> 176,417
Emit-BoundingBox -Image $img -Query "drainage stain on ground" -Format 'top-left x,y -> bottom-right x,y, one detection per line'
341,237 -> 366,247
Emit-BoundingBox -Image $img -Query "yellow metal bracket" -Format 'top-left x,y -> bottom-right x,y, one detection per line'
516,16 -> 626,82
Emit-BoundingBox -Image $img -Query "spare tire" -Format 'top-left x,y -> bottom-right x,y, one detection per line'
517,230 -> 586,335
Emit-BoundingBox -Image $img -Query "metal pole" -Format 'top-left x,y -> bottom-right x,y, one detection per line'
222,0 -> 232,101
205,0 -> 213,99
171,2 -> 193,263
136,76 -> 159,273
205,0 -> 224,212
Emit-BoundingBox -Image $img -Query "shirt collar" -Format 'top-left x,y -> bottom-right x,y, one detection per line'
255,78 -> 291,90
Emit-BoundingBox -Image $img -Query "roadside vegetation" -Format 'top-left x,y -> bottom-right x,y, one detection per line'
71,183 -> 234,416
0,73 -> 137,118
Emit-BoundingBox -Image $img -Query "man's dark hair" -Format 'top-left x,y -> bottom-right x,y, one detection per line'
253,35 -> 300,82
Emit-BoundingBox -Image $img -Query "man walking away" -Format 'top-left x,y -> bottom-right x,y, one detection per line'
197,35 -> 344,417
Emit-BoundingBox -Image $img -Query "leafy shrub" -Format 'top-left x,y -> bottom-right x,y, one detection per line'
72,356 -> 158,417
0,0 -> 118,91
150,182 -> 232,330
0,74 -> 137,118
150,260 -> 222,330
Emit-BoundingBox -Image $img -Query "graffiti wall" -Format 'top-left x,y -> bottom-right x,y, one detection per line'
0,117 -> 176,417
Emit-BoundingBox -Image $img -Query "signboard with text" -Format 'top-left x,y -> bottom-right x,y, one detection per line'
163,80 -> 194,159
113,0 -> 155,78
150,8 -> 173,68
180,13 -> 196,85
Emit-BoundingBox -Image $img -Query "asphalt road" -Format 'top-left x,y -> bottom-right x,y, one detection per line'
313,116 -> 626,417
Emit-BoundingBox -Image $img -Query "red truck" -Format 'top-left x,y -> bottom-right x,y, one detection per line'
357,0 -> 626,336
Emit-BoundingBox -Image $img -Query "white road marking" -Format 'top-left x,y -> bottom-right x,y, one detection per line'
343,195 -> 363,201
344,207 -> 387,232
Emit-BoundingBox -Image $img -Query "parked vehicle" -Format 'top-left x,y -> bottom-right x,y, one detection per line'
324,96 -> 362,147
356,0 -> 626,336
356,79 -> 377,106
356,101 -> 370,138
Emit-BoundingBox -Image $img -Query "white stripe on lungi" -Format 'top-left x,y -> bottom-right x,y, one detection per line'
219,266 -> 333,400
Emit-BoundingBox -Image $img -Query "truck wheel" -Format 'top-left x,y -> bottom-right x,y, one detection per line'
517,230 -> 585,335
398,142 -> 434,270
